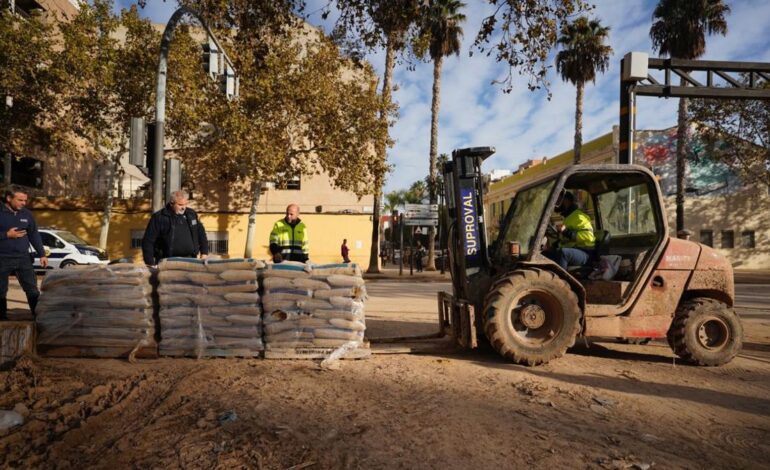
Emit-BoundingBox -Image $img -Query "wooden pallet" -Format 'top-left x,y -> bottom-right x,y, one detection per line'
159,347 -> 262,358
263,345 -> 371,360
37,343 -> 158,359
1,321 -> 35,366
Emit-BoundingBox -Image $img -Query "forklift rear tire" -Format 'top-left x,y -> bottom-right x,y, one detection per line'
668,298 -> 743,366
483,269 -> 580,366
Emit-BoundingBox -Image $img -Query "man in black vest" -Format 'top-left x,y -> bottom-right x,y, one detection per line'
142,190 -> 208,266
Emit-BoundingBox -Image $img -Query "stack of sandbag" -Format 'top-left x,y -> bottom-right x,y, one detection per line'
36,264 -> 156,359
157,257 -> 266,357
261,262 -> 369,359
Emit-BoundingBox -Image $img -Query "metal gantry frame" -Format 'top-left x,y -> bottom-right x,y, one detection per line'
619,56 -> 770,164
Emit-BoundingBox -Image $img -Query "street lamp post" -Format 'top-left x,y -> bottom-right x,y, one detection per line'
151,7 -> 237,212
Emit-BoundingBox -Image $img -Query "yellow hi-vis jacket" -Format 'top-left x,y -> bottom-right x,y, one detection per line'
269,218 -> 309,262
560,209 -> 595,249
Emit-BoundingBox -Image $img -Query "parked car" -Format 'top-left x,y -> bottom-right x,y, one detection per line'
31,228 -> 109,270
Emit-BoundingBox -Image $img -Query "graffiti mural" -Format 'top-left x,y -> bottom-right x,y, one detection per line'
634,126 -> 742,197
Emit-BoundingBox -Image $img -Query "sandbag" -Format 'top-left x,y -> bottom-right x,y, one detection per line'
325,274 -> 366,288
313,288 -> 356,300
223,292 -> 261,304
262,262 -> 311,279
210,305 -> 261,316
206,283 -> 257,295
225,315 -> 262,326
218,270 -> 257,282
328,318 -> 366,331
158,284 -> 207,296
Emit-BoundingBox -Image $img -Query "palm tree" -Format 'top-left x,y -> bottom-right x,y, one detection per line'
421,0 -> 465,271
555,16 -> 612,165
650,0 -> 729,232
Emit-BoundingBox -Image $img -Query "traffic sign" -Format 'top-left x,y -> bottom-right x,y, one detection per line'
404,203 -> 438,212
405,211 -> 439,219
404,218 -> 439,226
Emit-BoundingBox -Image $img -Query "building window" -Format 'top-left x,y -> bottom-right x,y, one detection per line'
130,230 -> 144,249
742,230 -> 756,249
721,230 -> 734,249
0,156 -> 44,189
700,230 -> 713,247
285,176 -> 301,190
207,231 -> 229,255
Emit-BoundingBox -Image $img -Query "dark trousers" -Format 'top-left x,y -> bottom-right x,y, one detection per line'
0,255 -> 40,319
545,247 -> 593,270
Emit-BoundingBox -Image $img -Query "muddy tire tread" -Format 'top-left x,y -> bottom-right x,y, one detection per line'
483,269 -> 580,366
669,297 -> 743,366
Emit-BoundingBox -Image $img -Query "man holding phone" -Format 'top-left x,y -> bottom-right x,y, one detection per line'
0,186 -> 47,320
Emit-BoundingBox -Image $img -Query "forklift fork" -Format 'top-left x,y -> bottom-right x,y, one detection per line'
438,291 -> 478,349
368,291 -> 477,348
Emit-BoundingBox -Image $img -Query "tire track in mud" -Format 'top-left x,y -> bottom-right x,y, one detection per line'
1,370 -> 152,467
47,364 -> 208,468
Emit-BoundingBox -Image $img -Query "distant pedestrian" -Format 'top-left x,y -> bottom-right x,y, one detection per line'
341,239 -> 351,263
269,204 -> 309,263
142,190 -> 208,266
0,186 -> 48,320
415,241 -> 425,272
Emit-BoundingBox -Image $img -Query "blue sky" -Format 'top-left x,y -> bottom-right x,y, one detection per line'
119,0 -> 770,193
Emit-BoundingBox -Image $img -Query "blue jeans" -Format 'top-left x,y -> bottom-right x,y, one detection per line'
545,247 -> 593,269
0,255 -> 40,319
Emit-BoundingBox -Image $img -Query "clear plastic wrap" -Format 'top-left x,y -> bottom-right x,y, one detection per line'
261,262 -> 369,359
36,264 -> 156,360
157,257 -> 266,358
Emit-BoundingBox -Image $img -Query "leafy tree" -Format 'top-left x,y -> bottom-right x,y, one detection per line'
650,0 -> 730,232
179,31 -> 389,258
416,0 -> 465,270
689,79 -> 770,187
0,10 -> 68,177
555,16 -> 611,165
473,0 -> 591,93
330,0 -> 422,273
57,1 -> 160,249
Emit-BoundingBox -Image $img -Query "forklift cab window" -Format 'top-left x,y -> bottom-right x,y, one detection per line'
498,180 -> 555,258
597,183 -> 657,237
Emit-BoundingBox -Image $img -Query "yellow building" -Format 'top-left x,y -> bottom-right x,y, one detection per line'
485,126 -> 770,269
32,197 -> 372,265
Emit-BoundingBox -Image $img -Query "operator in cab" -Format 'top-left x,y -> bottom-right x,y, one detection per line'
544,191 -> 595,269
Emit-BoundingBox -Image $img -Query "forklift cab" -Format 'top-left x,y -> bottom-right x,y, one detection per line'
492,165 -> 668,305
442,149 -> 740,366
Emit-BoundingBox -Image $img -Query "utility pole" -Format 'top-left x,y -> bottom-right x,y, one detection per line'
151,7 -> 238,212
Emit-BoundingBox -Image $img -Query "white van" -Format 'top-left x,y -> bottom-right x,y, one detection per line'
31,228 -> 109,269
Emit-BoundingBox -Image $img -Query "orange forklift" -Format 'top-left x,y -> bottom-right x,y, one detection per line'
439,147 -> 742,366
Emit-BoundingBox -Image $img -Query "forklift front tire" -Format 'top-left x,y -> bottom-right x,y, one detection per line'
483,269 -> 581,366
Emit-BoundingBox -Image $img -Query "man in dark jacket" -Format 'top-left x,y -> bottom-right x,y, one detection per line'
0,186 -> 48,320
142,190 -> 208,266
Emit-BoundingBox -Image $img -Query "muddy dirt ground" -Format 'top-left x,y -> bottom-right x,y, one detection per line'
1,279 -> 769,469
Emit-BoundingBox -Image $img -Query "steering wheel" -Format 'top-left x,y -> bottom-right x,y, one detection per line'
546,223 -> 559,238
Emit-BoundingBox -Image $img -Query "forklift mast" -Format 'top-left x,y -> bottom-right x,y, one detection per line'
442,147 -> 496,301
